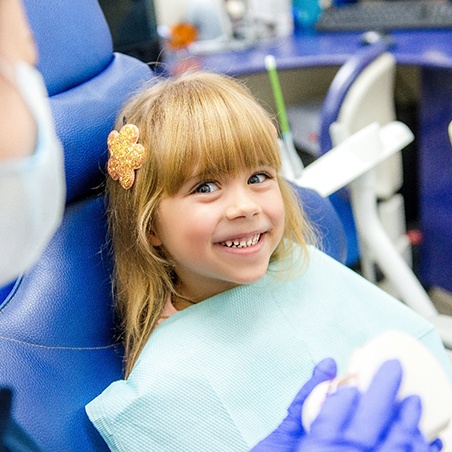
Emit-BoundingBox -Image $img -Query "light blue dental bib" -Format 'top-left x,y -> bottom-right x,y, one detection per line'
86,246 -> 451,451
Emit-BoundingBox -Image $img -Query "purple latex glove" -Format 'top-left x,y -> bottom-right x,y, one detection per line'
249,357 -> 337,452
297,360 -> 442,452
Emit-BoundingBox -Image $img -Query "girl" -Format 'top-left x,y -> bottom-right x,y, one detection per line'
87,71 -> 451,451
105,70 -> 314,378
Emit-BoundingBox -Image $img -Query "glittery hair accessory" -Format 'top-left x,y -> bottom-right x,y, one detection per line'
107,124 -> 145,190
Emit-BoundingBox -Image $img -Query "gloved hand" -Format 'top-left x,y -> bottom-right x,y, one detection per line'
250,357 -> 337,451
297,360 -> 442,452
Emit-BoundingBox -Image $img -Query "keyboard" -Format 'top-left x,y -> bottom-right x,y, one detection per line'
316,0 -> 452,31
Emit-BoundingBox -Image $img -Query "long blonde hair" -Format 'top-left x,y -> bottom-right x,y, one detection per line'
106,71 -> 315,376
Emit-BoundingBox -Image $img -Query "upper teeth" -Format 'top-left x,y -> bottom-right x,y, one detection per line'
221,233 -> 260,248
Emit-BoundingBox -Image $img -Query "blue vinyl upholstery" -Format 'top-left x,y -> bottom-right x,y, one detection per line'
292,184 -> 347,264
0,1 -> 152,450
0,1 -> 345,449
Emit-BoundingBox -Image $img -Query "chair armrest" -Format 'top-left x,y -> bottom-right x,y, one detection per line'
292,121 -> 413,197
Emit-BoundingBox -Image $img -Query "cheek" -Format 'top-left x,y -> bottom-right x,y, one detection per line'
270,192 -> 286,226
185,217 -> 213,240
271,195 -> 286,245
156,204 -> 215,254
277,207 -> 286,241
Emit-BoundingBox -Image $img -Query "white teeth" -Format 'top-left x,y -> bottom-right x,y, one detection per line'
221,233 -> 261,248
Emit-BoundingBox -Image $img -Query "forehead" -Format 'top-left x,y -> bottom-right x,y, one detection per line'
168,136 -> 281,190
141,73 -> 282,194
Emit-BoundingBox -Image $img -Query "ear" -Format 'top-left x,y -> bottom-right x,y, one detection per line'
149,230 -> 162,247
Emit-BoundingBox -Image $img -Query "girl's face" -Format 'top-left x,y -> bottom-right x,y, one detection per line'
150,165 -> 285,302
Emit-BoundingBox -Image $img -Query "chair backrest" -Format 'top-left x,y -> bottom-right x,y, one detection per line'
0,2 -> 346,449
291,184 -> 347,264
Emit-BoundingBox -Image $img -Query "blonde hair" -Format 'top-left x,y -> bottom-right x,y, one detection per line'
106,71 -> 315,376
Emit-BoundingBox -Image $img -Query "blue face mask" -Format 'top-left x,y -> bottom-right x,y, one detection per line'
0,62 -> 66,286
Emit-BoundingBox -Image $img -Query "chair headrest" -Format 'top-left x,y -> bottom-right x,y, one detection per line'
50,54 -> 152,202
23,0 -> 153,203
23,0 -> 113,96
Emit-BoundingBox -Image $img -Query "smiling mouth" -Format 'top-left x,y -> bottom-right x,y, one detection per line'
219,233 -> 261,248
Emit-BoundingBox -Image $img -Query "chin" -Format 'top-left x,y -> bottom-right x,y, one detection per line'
231,269 -> 268,285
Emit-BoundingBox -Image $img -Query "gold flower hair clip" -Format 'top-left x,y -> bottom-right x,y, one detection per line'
107,123 -> 145,190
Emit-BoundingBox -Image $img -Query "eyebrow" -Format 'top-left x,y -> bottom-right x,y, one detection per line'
189,170 -> 217,181
190,163 -> 276,184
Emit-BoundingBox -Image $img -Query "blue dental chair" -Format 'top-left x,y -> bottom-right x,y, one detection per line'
0,1 -> 152,449
0,1 -> 345,449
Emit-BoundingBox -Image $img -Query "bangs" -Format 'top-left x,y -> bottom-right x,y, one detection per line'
146,73 -> 282,195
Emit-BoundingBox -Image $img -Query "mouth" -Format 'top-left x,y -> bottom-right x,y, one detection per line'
219,233 -> 262,248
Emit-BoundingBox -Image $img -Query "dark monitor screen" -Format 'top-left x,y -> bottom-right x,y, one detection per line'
98,0 -> 161,64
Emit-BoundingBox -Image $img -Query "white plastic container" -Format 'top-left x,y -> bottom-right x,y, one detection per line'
246,0 -> 294,38
302,331 -> 452,446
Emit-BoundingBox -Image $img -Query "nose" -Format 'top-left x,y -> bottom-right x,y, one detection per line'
225,187 -> 262,220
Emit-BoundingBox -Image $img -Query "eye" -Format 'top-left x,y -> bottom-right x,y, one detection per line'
248,172 -> 270,184
195,181 -> 219,194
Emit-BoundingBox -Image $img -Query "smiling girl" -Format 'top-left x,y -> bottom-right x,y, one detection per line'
104,71 -> 314,375
87,71 -> 451,451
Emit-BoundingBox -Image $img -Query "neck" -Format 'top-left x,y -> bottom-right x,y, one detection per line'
174,273 -> 240,305
171,293 -> 198,311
